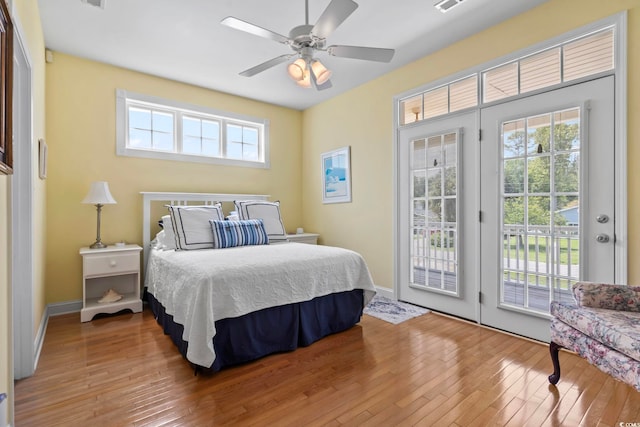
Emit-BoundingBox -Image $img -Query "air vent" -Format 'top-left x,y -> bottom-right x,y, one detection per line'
434,0 -> 465,13
81,0 -> 105,9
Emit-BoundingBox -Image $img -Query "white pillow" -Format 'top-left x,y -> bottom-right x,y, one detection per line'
168,204 -> 223,250
234,200 -> 288,243
161,215 -> 176,250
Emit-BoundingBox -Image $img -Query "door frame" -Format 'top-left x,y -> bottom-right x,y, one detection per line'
11,12 -> 35,380
393,13 -> 627,316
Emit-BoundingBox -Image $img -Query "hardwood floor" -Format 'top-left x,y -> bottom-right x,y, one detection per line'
14,308 -> 640,426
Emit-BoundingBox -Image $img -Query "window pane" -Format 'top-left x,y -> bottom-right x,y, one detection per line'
227,124 -> 242,143
423,86 -> 448,119
483,62 -> 518,103
401,95 -> 422,125
413,170 -> 426,198
202,139 -> 219,156
202,120 -> 219,139
412,139 -> 426,170
520,48 -> 561,94
528,156 -> 551,193
554,109 -> 580,151
183,117 -> 201,137
152,131 -> 173,151
129,107 -> 151,130
129,128 -> 151,149
527,114 -> 551,155
243,127 -> 258,145
503,119 -> 526,158
449,75 -> 478,112
563,29 -> 614,82
227,141 -> 243,159
153,111 -> 173,133
243,143 -> 259,161
504,159 -> 525,194
183,136 -> 201,154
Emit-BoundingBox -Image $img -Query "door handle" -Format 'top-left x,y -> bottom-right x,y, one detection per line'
595,234 -> 610,243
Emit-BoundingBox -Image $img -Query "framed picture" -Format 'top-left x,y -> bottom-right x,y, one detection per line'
321,146 -> 351,204
38,138 -> 47,179
0,0 -> 13,175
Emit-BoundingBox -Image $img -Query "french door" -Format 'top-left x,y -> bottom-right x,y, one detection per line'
479,77 -> 615,341
398,112 -> 479,321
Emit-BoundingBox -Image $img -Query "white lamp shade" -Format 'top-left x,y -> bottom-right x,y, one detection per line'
296,70 -> 311,88
311,60 -> 332,85
287,58 -> 306,81
82,181 -> 117,205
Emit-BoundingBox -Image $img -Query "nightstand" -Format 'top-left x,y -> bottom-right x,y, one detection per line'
287,233 -> 320,245
79,244 -> 143,322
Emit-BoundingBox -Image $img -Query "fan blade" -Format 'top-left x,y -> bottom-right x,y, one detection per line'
311,0 -> 358,40
327,45 -> 395,62
221,16 -> 290,44
239,54 -> 293,77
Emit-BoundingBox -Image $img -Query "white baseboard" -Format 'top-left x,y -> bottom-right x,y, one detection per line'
32,301 -> 81,372
33,310 -> 49,371
47,300 -> 82,316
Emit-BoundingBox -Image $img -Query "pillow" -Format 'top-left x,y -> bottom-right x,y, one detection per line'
160,215 -> 176,250
210,219 -> 269,249
234,200 -> 288,243
168,204 -> 223,250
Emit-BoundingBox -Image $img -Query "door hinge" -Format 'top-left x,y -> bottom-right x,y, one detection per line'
479,210 -> 482,222
479,291 -> 483,304
479,129 -> 482,141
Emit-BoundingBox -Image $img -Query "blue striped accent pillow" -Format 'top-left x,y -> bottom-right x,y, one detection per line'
210,219 -> 270,249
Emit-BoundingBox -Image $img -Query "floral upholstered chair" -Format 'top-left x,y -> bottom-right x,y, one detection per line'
549,282 -> 640,391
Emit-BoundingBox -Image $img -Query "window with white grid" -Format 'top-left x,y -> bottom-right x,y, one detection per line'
116,90 -> 269,168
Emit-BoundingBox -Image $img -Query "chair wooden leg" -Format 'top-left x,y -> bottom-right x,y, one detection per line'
548,341 -> 562,385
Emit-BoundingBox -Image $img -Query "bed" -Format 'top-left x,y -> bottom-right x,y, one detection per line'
141,192 -> 376,372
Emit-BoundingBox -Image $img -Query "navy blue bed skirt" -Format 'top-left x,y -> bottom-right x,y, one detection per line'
146,289 -> 365,372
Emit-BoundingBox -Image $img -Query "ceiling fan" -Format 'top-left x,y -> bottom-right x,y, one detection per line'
220,0 -> 395,90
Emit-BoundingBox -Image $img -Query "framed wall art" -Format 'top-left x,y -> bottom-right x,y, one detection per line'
0,0 -> 13,175
321,146 -> 351,204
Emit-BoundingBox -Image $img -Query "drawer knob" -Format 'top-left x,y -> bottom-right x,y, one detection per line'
110,260 -> 117,267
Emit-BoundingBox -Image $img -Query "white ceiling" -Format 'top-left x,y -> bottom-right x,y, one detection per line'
38,0 -> 549,110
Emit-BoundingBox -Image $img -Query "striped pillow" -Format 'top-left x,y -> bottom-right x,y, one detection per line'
210,219 -> 270,249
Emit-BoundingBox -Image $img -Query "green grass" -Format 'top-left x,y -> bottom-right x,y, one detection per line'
503,235 -> 579,265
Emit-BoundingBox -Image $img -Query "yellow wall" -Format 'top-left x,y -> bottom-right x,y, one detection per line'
0,0 -> 47,423
302,0 -> 640,289
45,53 -> 303,303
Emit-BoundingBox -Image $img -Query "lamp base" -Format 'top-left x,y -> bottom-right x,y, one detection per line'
89,241 -> 107,249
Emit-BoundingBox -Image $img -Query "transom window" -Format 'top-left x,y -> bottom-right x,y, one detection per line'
116,90 -> 269,168
399,27 -> 614,126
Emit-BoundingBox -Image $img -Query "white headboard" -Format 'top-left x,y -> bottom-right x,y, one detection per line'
140,192 -> 269,266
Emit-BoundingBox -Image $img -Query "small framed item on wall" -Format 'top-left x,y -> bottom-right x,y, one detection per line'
321,146 -> 351,204
38,138 -> 47,179
0,0 -> 13,175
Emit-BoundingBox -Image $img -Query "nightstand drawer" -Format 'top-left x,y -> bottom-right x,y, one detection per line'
83,253 -> 139,276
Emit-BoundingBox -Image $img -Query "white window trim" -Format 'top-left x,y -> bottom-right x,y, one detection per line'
116,89 -> 270,169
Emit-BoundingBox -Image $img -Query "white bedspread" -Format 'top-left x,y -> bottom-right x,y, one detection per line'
145,242 -> 376,367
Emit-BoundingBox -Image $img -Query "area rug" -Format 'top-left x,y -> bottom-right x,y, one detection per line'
364,295 -> 429,324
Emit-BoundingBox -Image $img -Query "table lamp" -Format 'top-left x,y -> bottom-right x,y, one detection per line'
82,181 -> 117,249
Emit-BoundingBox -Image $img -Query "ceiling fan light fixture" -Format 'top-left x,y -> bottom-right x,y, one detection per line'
287,58 -> 307,81
311,60 -> 332,85
296,70 -> 312,88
